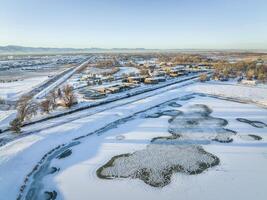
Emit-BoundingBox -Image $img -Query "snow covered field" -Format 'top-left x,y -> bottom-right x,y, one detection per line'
186,81 -> 267,106
0,80 -> 267,200
0,110 -> 16,130
0,76 -> 49,101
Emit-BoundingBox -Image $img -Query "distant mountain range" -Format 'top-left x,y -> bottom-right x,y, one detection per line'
0,45 -> 266,55
0,45 -> 148,54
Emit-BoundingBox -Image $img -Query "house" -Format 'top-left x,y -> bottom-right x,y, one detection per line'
81,89 -> 106,100
56,98 -> 78,107
84,92 -> 106,100
106,86 -> 121,93
144,77 -> 166,84
169,72 -> 184,77
241,79 -> 258,85
127,76 -> 146,83
144,78 -> 159,84
95,87 -> 106,94
152,70 -> 166,77
122,82 -> 139,89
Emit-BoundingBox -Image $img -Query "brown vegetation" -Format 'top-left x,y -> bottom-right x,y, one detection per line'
9,118 -> 22,133
62,84 -> 77,108
39,99 -> 52,114
16,95 -> 38,122
95,60 -> 114,68
199,73 -> 208,82
10,94 -> 38,133
213,60 -> 267,82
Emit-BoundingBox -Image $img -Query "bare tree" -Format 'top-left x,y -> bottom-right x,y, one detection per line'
62,85 -> 77,108
246,69 -> 255,80
16,95 -> 38,122
47,90 -> 58,109
257,72 -> 266,82
10,118 -> 22,133
39,99 -> 52,114
140,69 -> 149,76
199,73 -> 208,82
57,88 -> 62,99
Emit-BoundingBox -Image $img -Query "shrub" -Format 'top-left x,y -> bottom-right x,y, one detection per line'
62,85 -> 77,108
246,69 -> 255,80
47,90 -> 58,109
199,73 -> 208,82
258,72 -> 266,82
16,95 -> 38,122
39,99 -> 52,114
10,118 -> 22,133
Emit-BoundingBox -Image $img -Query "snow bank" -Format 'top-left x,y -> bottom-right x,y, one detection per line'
186,82 -> 267,106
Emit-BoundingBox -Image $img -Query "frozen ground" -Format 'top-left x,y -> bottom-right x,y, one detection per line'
0,81 -> 266,200
0,76 -> 49,101
0,110 -> 16,130
186,81 -> 267,106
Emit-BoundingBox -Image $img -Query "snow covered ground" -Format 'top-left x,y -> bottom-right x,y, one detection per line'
48,96 -> 267,200
0,80 -> 267,200
186,81 -> 267,106
115,66 -> 139,76
0,76 -> 49,101
0,110 -> 16,130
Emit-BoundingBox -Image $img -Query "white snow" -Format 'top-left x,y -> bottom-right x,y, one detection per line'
51,96 -> 267,200
0,110 -> 16,130
0,81 -> 267,200
186,82 -> 267,106
0,76 -> 49,101
115,67 -> 139,76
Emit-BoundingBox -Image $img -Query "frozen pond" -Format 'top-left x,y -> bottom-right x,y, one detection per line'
17,94 -> 267,200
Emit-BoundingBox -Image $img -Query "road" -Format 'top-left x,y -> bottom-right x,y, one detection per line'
33,57 -> 93,99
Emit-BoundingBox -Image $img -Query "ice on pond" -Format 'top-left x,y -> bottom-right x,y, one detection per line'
97,104 -> 236,187
97,138 -> 219,187
239,134 -> 263,141
144,109 -> 182,118
168,104 -> 236,142
167,101 -> 182,108
236,118 -> 267,128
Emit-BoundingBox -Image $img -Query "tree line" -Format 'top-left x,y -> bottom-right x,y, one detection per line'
10,84 -> 76,133
213,60 -> 267,81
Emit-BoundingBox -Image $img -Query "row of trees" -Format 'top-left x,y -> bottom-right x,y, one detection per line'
213,60 -> 267,81
158,53 -> 212,65
95,60 -> 115,68
10,85 -> 76,133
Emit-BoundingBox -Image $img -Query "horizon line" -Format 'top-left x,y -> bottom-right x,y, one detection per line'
1,44 -> 267,51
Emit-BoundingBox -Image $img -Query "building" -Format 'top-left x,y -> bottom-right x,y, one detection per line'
241,80 -> 258,85
127,76 -> 146,83
144,77 -> 166,84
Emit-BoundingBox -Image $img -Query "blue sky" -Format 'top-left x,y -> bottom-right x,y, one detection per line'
0,0 -> 267,49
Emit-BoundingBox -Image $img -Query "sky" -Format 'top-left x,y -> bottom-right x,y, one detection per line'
0,0 -> 267,49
